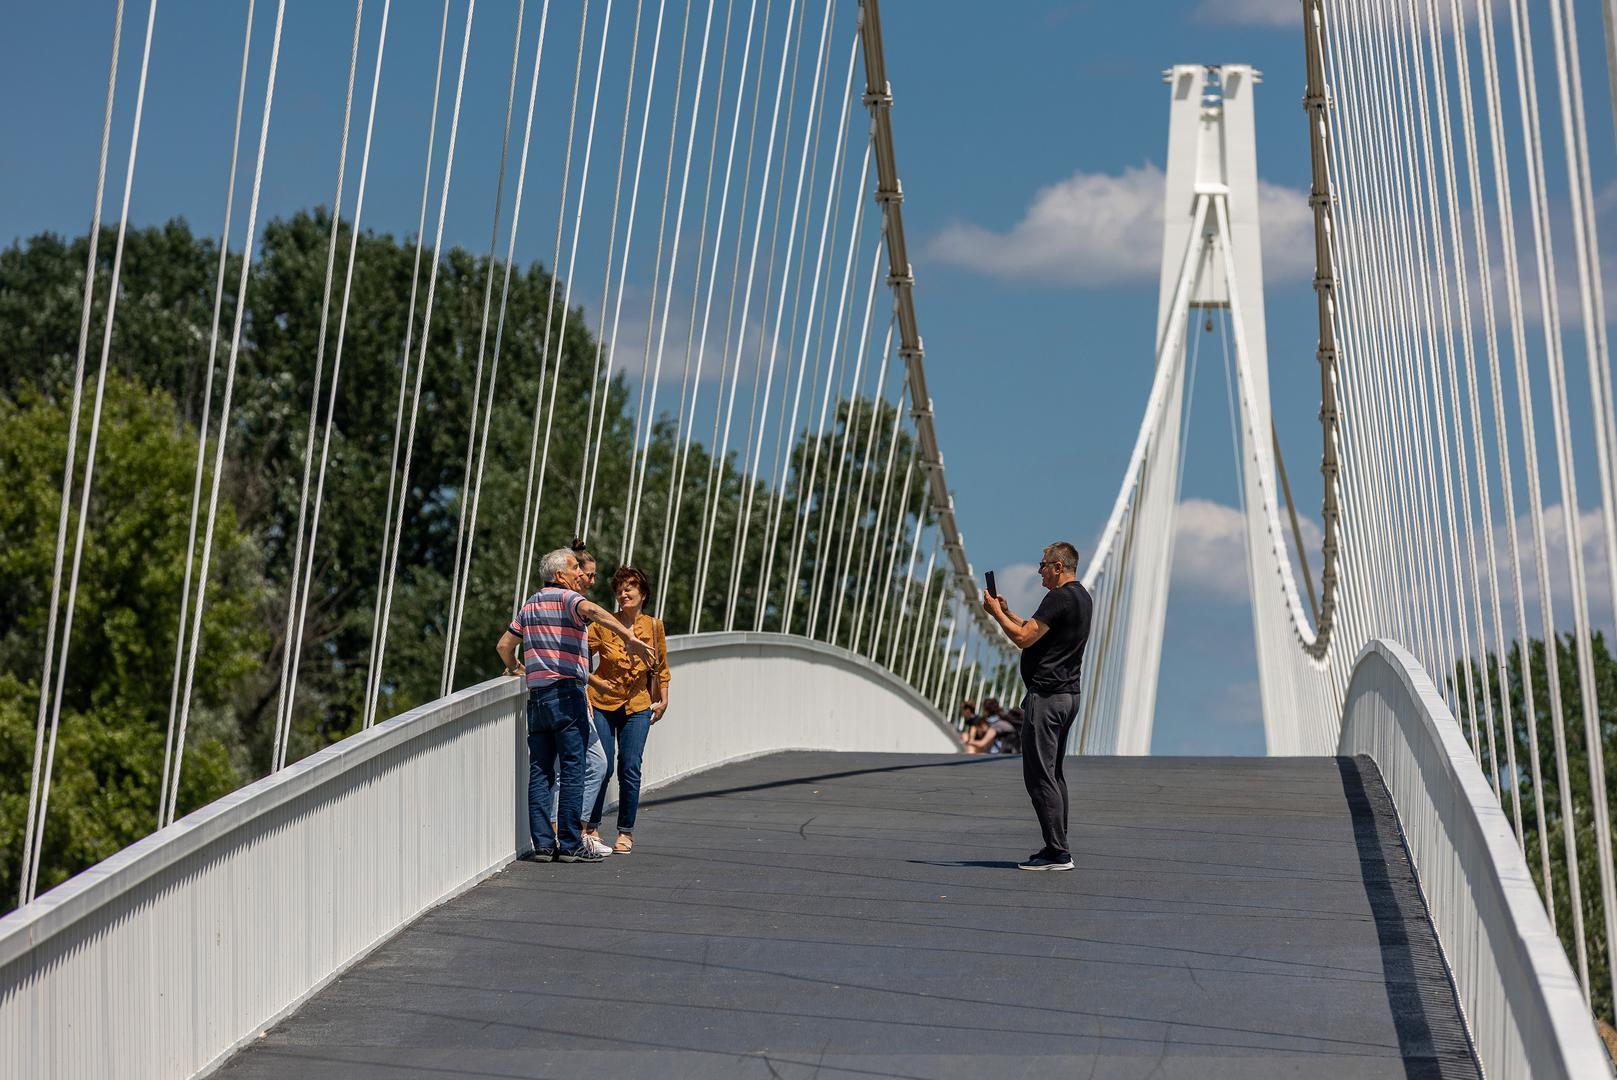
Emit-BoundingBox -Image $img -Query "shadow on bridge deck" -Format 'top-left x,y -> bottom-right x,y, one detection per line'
215,752 -> 1479,1079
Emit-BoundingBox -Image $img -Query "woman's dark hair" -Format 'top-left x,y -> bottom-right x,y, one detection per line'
611,565 -> 653,604
570,536 -> 595,568
982,698 -> 1001,718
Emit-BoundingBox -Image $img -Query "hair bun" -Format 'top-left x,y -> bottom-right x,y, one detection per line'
570,536 -> 586,551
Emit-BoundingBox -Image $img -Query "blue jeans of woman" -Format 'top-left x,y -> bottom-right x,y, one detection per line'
588,705 -> 653,832
551,715 -> 607,833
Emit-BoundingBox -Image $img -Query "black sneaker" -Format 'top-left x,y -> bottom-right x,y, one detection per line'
1019,850 -> 1074,871
519,848 -> 556,863
555,846 -> 605,863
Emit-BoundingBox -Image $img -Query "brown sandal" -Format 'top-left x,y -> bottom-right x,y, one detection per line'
613,834 -> 633,854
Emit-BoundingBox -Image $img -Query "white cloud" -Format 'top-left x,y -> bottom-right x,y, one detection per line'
1172,498 -> 1253,603
992,561 -> 1045,618
926,164 -> 1314,288
1190,0 -> 1295,28
1111,487 -> 1615,644
1193,0 -> 1487,29
1253,178 -> 1317,280
1170,497 -> 1325,608
1334,199 -> 1617,334
1474,503 -> 1615,636
603,284 -> 774,393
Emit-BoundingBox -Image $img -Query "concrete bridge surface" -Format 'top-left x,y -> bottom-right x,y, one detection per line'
215,751 -> 1480,1079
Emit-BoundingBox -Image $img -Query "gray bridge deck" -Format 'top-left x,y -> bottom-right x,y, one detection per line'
216,752 -> 1479,1079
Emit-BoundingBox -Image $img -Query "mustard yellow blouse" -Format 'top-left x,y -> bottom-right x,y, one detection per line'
587,612 -> 670,713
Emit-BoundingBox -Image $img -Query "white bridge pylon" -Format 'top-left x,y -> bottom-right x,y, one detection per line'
1077,65 -> 1325,756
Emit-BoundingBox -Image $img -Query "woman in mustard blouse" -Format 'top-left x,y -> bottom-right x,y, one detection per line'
583,566 -> 670,853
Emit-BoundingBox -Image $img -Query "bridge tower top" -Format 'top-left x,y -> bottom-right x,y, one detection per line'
1157,62 -> 1272,443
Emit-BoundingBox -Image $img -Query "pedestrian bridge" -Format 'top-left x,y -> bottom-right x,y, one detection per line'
214,751 -> 1478,1079
1,635 -> 1603,1077
7,0 -> 1617,1076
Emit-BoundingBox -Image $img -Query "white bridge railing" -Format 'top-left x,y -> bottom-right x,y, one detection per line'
7,630 -> 1604,1079
1340,639 -> 1610,1079
0,633 -> 956,1080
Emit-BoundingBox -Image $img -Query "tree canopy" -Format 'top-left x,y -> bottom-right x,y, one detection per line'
0,213 -> 946,907
1457,632 -> 1617,1019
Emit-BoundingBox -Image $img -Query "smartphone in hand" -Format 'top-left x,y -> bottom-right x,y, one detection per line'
985,570 -> 997,598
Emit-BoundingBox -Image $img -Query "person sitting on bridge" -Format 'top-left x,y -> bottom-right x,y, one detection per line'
961,716 -> 995,754
991,706 -> 1022,755
962,698 -> 1003,754
982,542 -> 1094,872
498,547 -> 653,863
585,565 -> 670,855
961,704 -> 997,755
957,699 -> 977,731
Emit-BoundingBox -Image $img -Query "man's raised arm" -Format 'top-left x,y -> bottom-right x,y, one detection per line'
982,591 -> 1049,651
578,598 -> 656,663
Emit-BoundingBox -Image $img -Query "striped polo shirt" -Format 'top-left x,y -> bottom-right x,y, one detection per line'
508,585 -> 589,689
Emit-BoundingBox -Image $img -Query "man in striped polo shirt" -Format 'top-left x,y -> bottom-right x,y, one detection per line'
498,547 -> 654,862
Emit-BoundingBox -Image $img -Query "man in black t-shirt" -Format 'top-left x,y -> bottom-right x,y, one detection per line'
983,541 -> 1093,871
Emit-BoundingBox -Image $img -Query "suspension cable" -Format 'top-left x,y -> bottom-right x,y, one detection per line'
363,0 -> 452,728
158,0 -> 254,826
22,0 -> 134,906
274,0 -> 368,766
363,0 -> 477,730
162,0 -> 290,833
440,0 -> 532,696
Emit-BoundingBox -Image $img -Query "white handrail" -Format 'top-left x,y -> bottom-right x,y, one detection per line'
0,633 -> 957,1079
1340,639 -> 1610,1079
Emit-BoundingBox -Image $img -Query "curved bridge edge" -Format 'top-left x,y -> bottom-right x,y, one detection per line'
1340,638 -> 1610,1079
0,633 -> 955,1079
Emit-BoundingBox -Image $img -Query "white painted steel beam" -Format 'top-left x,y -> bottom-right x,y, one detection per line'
1340,640 -> 1611,1079
0,634 -> 957,1079
857,0 -> 1002,647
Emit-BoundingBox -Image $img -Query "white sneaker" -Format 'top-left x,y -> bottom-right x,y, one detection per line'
583,835 -> 614,858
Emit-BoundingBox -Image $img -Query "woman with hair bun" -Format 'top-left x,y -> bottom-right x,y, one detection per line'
584,565 -> 669,854
570,536 -> 599,594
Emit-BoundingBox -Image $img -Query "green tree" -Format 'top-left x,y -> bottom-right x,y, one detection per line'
0,214 -> 934,910
1459,632 -> 1617,1019
0,376 -> 262,900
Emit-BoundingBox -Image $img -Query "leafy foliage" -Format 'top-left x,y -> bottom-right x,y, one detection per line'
1457,632 -> 1617,1019
0,378 -> 259,901
0,214 -> 945,909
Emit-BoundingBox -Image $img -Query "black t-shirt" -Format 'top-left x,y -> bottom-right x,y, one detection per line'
1019,581 -> 1093,695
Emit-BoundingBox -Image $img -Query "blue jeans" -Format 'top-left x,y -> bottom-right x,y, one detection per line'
554,716 -> 607,830
527,682 -> 591,853
588,705 -> 654,832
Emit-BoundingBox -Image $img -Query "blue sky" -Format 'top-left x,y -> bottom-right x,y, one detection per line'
4,0 -> 1614,754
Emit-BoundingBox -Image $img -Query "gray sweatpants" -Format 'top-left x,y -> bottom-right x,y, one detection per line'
1021,690 -> 1080,857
